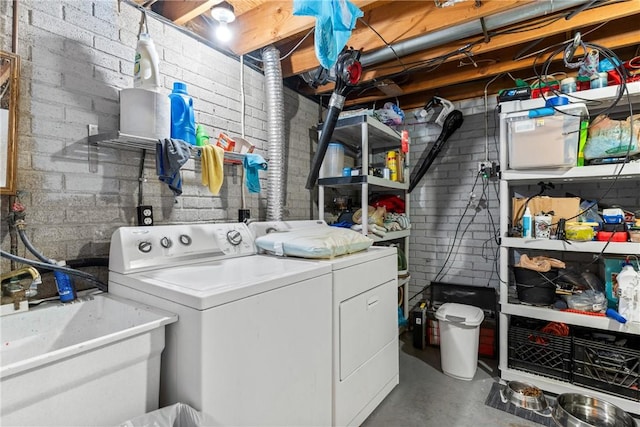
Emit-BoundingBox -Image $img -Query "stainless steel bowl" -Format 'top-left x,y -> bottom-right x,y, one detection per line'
552,393 -> 636,427
501,381 -> 548,411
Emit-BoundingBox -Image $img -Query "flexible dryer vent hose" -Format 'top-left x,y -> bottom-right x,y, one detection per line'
262,45 -> 285,221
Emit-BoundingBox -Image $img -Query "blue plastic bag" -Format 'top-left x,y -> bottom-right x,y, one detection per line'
293,0 -> 363,69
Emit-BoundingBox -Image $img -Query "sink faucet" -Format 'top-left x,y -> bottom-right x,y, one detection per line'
1,267 -> 42,310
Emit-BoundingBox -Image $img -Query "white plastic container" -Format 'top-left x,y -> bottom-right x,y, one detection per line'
134,33 -> 160,90
319,142 -> 345,178
435,303 -> 485,380
617,264 -> 640,323
120,88 -> 170,140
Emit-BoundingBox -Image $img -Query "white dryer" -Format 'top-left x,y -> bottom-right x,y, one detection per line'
249,221 -> 400,427
108,223 -> 332,426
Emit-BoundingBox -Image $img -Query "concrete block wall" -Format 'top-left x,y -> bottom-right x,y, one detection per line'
404,97 -> 501,302
1,0 -> 318,271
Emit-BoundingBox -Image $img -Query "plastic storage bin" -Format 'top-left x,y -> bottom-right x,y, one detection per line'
435,303 -> 484,380
506,103 -> 587,169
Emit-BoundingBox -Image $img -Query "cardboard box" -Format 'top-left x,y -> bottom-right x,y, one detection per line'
512,196 -> 581,233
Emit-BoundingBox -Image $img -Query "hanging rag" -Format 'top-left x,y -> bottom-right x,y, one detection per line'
243,153 -> 268,193
293,0 -> 363,69
200,144 -> 225,195
156,138 -> 192,196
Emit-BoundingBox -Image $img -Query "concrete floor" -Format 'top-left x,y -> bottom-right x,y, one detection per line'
361,333 -> 543,427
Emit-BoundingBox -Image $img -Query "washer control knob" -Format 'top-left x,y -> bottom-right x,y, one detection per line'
179,234 -> 192,246
138,241 -> 152,253
160,237 -> 172,248
226,229 -> 242,246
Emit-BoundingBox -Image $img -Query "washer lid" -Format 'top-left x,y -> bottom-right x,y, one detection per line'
435,303 -> 484,326
117,255 -> 330,310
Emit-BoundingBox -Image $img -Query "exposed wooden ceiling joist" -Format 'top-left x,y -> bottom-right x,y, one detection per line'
144,0 -> 640,110
344,21 -> 640,107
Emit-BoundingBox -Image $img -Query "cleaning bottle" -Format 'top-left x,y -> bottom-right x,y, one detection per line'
522,206 -> 532,238
133,33 -> 161,91
169,82 -> 196,145
53,261 -> 76,303
196,124 -> 210,147
617,262 -> 640,323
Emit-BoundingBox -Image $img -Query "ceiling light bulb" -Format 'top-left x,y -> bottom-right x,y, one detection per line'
216,21 -> 232,42
211,1 -> 236,23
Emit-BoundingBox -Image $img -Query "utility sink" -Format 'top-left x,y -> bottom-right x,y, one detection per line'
0,292 -> 177,426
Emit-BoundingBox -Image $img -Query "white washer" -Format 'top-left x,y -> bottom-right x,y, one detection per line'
108,223 -> 332,426
249,221 -> 400,427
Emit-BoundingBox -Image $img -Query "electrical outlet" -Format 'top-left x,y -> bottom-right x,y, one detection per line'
478,162 -> 487,173
137,205 -> 154,226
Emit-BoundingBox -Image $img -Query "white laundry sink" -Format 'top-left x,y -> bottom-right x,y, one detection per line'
0,292 -> 177,426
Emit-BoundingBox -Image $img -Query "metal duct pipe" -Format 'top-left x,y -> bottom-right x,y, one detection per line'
262,45 -> 285,221
360,0 -> 589,67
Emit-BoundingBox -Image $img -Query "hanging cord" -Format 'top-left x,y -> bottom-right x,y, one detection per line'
137,7 -> 149,37
138,149 -> 146,206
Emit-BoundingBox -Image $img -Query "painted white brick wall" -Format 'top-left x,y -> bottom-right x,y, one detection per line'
1,0 -> 317,265
404,102 -> 501,303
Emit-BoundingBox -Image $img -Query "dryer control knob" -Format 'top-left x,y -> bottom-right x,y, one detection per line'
138,241 -> 152,253
226,229 -> 242,246
179,234 -> 192,246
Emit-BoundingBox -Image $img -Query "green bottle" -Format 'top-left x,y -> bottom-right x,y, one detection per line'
196,124 -> 210,147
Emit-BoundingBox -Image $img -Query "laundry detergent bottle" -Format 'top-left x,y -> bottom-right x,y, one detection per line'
169,82 -> 196,144
134,33 -> 161,90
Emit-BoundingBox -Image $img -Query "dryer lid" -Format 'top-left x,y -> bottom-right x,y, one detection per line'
117,255 -> 330,310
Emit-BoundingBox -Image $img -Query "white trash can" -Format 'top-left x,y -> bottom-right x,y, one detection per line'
435,303 -> 485,380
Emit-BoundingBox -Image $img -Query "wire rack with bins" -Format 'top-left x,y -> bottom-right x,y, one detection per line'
316,115 -> 411,319
498,83 -> 640,414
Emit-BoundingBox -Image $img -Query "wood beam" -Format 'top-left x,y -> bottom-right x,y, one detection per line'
280,0 -> 534,77
158,0 -> 221,25
228,0 -> 379,56
357,2 -> 640,86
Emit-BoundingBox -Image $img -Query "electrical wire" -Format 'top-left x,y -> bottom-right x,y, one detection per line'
433,172 -> 482,283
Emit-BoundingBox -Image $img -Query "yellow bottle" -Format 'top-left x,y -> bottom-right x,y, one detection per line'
386,150 -> 398,181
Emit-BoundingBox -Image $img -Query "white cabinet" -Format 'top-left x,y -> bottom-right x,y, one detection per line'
317,115 -> 411,319
497,83 -> 640,413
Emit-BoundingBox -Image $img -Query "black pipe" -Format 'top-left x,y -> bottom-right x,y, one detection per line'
305,94 -> 345,190
67,257 -> 109,269
409,110 -> 464,193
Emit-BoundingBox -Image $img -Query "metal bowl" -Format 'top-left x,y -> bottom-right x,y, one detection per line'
501,381 -> 548,411
552,393 -> 636,427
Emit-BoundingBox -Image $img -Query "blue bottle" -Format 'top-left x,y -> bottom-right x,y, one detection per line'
54,261 -> 76,303
169,82 -> 196,145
